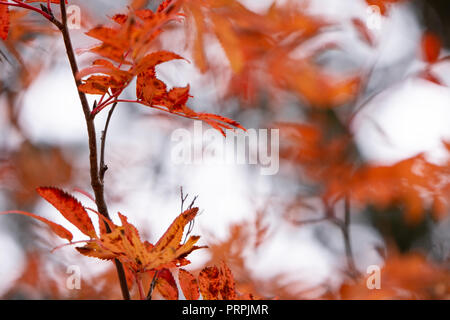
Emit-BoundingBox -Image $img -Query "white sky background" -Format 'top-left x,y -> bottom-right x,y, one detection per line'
1,0 -> 450,297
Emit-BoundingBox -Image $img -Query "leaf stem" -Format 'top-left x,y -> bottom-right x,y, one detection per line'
0,1 -> 62,28
136,273 -> 146,300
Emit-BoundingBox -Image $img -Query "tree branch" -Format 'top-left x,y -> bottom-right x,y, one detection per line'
146,271 -> 159,300
57,1 -> 130,300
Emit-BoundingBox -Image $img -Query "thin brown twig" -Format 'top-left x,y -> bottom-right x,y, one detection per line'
100,101 -> 118,183
146,270 -> 159,300
340,194 -> 359,277
290,217 -> 332,226
293,198 -> 359,278
56,1 -> 130,300
180,187 -> 198,244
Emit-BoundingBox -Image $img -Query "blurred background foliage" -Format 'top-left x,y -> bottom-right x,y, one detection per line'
0,0 -> 449,299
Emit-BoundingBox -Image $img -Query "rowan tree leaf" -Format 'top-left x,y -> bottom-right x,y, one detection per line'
36,187 -> 97,238
79,75 -> 112,95
74,207 -> 205,277
155,268 -> 179,300
117,212 -> 151,271
183,3 -> 208,73
219,261 -> 237,300
79,5 -> 245,135
198,262 -> 237,300
338,253 -> 450,299
75,242 -> 117,260
0,210 -> 73,241
210,12 -> 244,73
134,51 -> 185,74
178,269 -> 199,300
136,69 -> 167,103
152,208 -> 196,252
198,266 -> 221,300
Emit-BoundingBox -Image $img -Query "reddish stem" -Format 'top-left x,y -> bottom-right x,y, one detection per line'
136,274 -> 146,300
0,1 -> 52,20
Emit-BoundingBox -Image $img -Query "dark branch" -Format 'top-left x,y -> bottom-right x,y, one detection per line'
340,194 -> 359,277
146,271 -> 159,300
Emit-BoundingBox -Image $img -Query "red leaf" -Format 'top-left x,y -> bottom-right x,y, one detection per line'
219,262 -> 237,300
178,269 -> 199,300
421,32 -> 441,63
198,266 -> 221,300
155,268 -> 179,300
134,51 -> 185,74
0,210 -> 73,241
36,187 -> 97,238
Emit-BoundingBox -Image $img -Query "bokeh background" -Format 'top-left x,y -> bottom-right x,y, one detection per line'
0,0 -> 449,299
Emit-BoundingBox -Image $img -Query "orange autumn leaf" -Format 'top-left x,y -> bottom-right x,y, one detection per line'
183,3 -> 208,73
329,154 -> 450,223
198,266 -> 222,300
210,12 -> 244,73
36,187 -> 97,238
272,59 -> 360,107
181,0 -> 361,107
198,262 -> 249,300
178,269 -> 199,300
0,210 -> 73,241
155,268 -> 179,300
0,5 -> 9,40
77,4 -> 245,135
134,51 -> 185,103
421,32 -> 441,63
337,253 -> 450,299
152,207 -> 199,255
218,262 -> 237,300
76,207 -> 205,275
2,187 -> 206,281
134,51 -> 185,74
